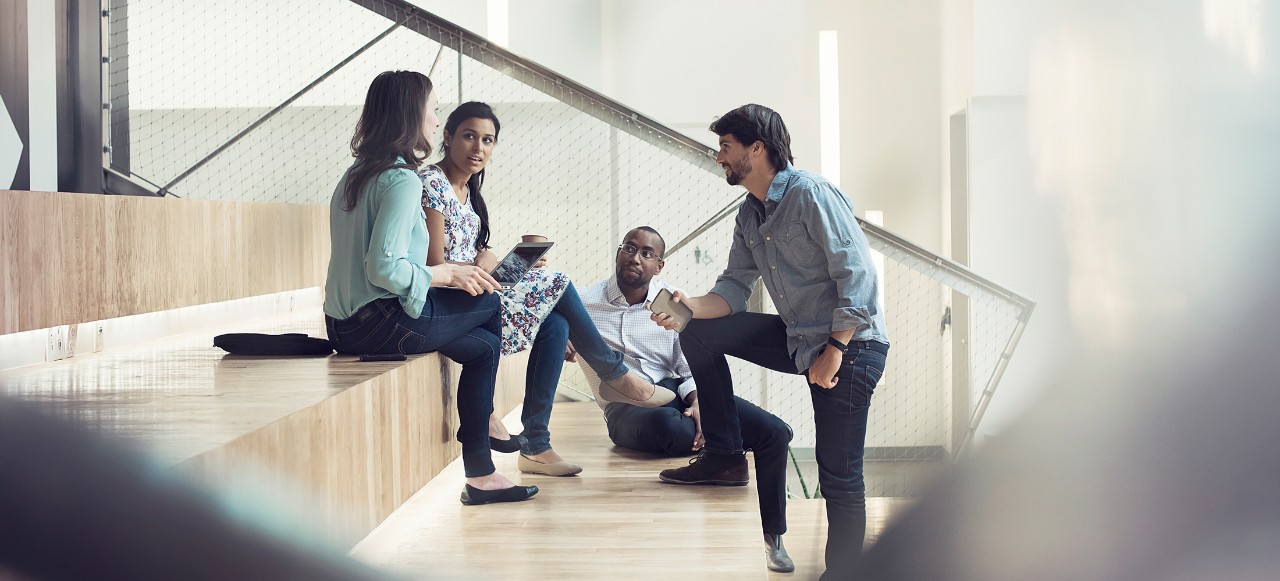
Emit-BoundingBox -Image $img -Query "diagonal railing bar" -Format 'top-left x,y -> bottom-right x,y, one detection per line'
158,12 -> 413,196
958,304 -> 1033,458
667,198 -> 742,256
348,0 -> 722,175
862,220 -> 1035,312
670,193 -> 1036,314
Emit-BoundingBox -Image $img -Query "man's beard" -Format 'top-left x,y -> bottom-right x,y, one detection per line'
617,266 -> 645,287
725,158 -> 751,186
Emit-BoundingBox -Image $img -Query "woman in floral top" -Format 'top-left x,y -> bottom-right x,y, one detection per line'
421,102 -> 672,477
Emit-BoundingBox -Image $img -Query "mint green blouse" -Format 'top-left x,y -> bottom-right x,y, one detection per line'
323,162 -> 433,320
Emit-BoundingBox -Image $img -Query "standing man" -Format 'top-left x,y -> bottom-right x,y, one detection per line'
652,104 -> 889,580
577,226 -> 796,573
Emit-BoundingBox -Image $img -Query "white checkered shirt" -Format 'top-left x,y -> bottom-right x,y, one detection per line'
578,277 -> 696,410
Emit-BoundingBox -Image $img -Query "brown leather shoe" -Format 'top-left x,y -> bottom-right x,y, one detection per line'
658,452 -> 748,486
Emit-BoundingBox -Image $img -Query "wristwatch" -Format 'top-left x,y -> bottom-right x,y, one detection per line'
827,336 -> 850,354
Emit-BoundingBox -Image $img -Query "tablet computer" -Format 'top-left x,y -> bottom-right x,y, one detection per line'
489,242 -> 554,289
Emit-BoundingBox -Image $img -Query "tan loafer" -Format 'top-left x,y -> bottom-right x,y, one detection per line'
598,371 -> 676,408
518,453 -> 583,476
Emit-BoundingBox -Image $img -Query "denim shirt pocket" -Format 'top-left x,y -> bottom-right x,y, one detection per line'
779,221 -> 806,243
779,221 -> 822,268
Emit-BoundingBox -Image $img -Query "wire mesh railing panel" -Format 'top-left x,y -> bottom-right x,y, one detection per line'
159,27 -> 458,204
968,293 -> 1025,419
867,260 -> 949,452
105,0 -> 1033,460
110,0 -> 396,189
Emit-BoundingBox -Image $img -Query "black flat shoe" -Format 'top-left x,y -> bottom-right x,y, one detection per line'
489,434 -> 527,453
459,484 -> 539,506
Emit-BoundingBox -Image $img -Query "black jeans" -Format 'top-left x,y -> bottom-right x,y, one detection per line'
604,378 -> 793,535
681,312 -> 888,580
325,291 -> 502,478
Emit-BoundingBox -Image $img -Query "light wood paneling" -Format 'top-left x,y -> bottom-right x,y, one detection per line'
0,190 -> 328,334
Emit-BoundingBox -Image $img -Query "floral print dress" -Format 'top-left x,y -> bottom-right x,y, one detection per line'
419,164 -> 570,355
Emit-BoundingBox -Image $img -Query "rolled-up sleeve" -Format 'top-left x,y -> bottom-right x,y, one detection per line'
708,205 -> 760,314
364,171 -> 433,318
801,184 -> 873,334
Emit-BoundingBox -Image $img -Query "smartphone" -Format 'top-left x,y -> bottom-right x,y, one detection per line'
359,353 -> 407,362
650,288 -> 694,332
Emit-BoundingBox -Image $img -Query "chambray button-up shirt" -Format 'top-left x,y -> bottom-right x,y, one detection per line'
709,164 -> 889,371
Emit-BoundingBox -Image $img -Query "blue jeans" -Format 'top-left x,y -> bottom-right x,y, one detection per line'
519,282 -> 628,454
680,312 -> 888,580
604,378 -> 793,535
325,292 -> 502,478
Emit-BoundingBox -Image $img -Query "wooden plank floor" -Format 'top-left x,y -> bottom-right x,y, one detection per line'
351,401 -> 914,580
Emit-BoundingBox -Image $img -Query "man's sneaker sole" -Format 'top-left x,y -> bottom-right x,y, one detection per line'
659,474 -> 748,486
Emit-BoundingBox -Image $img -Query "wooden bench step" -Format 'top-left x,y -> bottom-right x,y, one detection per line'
0,308 -> 528,548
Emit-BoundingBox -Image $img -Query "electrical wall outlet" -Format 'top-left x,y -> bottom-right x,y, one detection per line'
46,326 -> 71,361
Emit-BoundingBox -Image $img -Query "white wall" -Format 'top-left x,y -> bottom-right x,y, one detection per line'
957,1 -> 1072,439
939,0 -> 972,256
971,0 -> 1042,97
509,1 -> 603,91
808,0 -> 943,252
412,0 -> 604,91
595,0 -> 946,249
966,96 -> 1073,436
601,0 -> 814,156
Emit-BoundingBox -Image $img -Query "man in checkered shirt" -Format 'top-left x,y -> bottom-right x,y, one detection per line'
576,226 -> 797,573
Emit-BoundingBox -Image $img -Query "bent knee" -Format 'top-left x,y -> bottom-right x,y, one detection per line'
681,318 -> 714,343
539,313 -> 569,339
771,417 -> 794,443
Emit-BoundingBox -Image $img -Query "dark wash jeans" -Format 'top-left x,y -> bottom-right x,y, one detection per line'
325,291 -> 502,478
519,282 -> 629,455
604,378 -> 793,535
680,312 -> 888,580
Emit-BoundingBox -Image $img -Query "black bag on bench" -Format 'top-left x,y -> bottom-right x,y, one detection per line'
213,333 -> 335,356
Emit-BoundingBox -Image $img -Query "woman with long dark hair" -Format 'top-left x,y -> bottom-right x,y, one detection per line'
420,101 -> 673,477
323,72 -> 534,506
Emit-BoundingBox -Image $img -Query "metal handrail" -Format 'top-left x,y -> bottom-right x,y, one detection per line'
347,0 -> 721,174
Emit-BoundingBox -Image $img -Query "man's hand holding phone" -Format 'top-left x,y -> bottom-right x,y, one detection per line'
649,288 -> 693,332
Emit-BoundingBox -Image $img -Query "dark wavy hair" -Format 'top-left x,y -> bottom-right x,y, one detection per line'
341,71 -> 434,211
709,104 -> 794,172
442,101 -> 500,251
